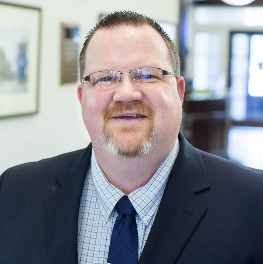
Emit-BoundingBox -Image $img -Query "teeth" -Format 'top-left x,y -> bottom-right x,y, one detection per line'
120,114 -> 142,118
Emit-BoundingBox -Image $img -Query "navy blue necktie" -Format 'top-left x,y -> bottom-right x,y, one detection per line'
107,196 -> 138,264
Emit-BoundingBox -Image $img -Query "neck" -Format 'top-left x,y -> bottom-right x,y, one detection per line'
93,142 -> 174,195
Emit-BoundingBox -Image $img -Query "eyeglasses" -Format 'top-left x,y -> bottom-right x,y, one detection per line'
82,67 -> 177,88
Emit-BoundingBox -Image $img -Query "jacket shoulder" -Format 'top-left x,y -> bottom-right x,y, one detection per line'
199,149 -> 262,176
198,149 -> 263,196
0,146 -> 91,191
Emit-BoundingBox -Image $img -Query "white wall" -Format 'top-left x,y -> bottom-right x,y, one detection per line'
0,0 -> 180,174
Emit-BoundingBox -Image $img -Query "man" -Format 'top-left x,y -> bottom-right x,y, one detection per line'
1,11 -> 263,264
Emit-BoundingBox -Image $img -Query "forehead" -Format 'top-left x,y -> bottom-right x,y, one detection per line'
84,25 -> 172,73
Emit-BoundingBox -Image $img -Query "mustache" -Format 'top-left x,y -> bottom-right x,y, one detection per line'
103,102 -> 155,121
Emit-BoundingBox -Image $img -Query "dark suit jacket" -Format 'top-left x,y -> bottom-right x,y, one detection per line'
1,132 -> 263,264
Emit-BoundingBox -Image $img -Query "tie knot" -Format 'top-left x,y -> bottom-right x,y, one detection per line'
115,196 -> 136,216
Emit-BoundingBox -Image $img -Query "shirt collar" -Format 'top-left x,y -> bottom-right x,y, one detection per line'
91,153 -> 124,222
91,139 -> 179,225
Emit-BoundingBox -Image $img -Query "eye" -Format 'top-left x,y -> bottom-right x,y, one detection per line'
93,74 -> 119,87
100,76 -> 114,82
94,76 -> 114,87
142,74 -> 160,81
132,68 -> 162,83
140,73 -> 161,83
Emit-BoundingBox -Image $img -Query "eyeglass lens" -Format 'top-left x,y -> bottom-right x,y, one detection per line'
89,68 -> 164,88
131,68 -> 163,83
89,70 -> 121,87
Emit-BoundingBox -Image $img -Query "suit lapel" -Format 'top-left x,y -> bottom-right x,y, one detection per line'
44,133 -> 209,263
139,133 -> 210,264
45,145 -> 92,264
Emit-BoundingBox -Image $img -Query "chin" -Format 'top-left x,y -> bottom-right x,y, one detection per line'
102,131 -> 156,158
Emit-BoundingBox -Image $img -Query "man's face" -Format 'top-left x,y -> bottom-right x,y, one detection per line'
77,25 -> 185,159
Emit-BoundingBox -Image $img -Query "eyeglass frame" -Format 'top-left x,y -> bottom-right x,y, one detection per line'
81,67 -> 178,87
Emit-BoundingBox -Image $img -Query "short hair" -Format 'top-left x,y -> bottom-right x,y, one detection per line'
79,11 -> 180,81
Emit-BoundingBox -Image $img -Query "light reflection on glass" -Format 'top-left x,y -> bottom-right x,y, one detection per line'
229,34 -> 249,121
195,6 -> 263,27
245,8 -> 263,26
248,34 -> 263,97
193,32 -> 221,92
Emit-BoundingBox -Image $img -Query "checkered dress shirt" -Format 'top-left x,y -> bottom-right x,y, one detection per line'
78,139 -> 179,263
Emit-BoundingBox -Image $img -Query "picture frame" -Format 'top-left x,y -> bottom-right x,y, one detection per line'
0,2 -> 41,118
60,23 -> 80,84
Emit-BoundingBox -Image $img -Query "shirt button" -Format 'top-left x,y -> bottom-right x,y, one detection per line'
143,216 -> 149,222
104,214 -> 107,220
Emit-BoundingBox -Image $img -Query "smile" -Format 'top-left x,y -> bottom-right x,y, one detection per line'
113,114 -> 147,119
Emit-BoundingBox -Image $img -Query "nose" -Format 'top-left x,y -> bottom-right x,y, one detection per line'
112,72 -> 143,103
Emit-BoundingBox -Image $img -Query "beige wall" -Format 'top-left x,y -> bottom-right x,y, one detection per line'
0,0 -> 180,174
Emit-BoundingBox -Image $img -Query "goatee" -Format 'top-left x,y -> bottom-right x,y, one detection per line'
102,102 -> 156,158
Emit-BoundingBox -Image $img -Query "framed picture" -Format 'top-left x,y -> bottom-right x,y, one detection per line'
0,2 -> 41,118
60,23 -> 80,84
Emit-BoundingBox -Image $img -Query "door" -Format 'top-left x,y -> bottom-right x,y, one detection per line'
229,32 -> 263,124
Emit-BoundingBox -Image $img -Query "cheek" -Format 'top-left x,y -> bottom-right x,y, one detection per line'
81,90 -> 112,135
152,88 -> 182,132
81,92 -> 100,132
156,88 -> 181,117
82,90 -> 106,116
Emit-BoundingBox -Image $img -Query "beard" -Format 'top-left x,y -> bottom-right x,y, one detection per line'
102,102 -> 156,158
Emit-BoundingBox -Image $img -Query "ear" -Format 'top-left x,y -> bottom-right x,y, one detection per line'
77,84 -> 83,103
176,76 -> 185,104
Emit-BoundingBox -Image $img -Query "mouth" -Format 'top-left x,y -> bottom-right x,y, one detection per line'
113,114 -> 147,120
103,103 -> 155,123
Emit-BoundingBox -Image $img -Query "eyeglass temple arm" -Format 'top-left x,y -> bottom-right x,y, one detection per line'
162,70 -> 178,78
82,75 -> 90,83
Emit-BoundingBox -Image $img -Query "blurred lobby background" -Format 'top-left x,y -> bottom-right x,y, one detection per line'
0,0 -> 263,174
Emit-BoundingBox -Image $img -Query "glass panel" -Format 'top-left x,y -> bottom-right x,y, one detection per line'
193,33 -> 221,93
248,34 -> 263,97
229,33 -> 249,121
228,126 -> 263,170
195,6 -> 263,26
245,8 -> 263,26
